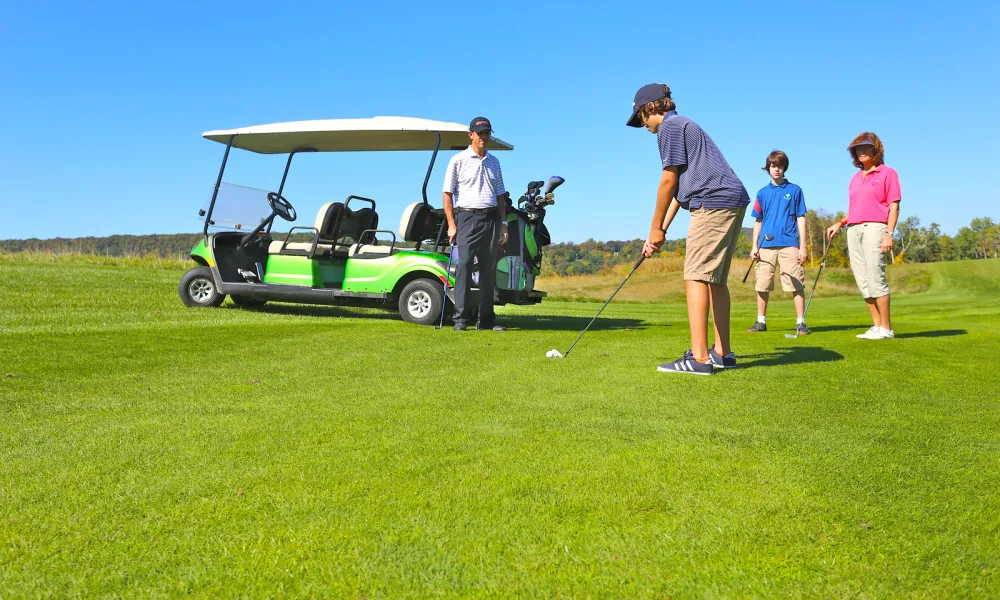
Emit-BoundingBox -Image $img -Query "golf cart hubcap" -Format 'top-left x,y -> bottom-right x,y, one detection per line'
189,278 -> 215,303
407,290 -> 432,318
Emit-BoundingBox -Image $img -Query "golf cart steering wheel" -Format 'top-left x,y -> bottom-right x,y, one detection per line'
267,192 -> 296,222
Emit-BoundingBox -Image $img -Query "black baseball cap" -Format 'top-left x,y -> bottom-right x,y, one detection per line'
626,83 -> 671,127
470,117 -> 493,133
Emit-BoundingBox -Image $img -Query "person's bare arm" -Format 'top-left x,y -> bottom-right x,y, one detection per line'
797,215 -> 808,264
643,167 -> 679,257
751,220 -> 763,260
883,201 -> 900,253
443,192 -> 456,243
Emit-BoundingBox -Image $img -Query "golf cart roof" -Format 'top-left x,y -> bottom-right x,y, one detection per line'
202,116 -> 514,154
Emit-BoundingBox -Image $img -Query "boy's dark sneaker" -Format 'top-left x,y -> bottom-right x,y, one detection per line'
796,323 -> 811,335
747,321 -> 767,333
707,348 -> 737,370
657,351 -> 714,376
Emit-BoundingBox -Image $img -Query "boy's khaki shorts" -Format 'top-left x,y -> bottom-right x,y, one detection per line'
684,205 -> 747,284
755,246 -> 805,292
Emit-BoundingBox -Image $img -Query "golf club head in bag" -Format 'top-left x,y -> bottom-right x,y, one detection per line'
544,176 -> 565,195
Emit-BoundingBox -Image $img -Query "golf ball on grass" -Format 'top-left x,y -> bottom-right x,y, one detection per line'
546,349 -> 564,358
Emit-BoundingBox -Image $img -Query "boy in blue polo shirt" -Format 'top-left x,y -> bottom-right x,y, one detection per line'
628,83 -> 750,375
748,150 -> 809,335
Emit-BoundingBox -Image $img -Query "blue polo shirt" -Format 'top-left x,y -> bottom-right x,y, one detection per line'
751,180 -> 806,248
657,112 -> 750,210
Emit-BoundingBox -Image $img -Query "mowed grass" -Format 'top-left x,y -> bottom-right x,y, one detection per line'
1,254 -> 999,598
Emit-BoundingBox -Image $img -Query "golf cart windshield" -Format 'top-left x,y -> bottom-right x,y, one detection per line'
200,182 -> 273,232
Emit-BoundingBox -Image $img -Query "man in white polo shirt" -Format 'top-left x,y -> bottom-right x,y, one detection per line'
442,116 -> 509,332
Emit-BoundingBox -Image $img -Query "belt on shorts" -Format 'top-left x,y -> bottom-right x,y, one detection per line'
456,207 -> 496,215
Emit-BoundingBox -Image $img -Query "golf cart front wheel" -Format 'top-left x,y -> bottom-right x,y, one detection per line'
179,267 -> 226,308
398,279 -> 444,326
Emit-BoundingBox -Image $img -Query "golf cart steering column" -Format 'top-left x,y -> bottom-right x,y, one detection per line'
239,192 -> 296,250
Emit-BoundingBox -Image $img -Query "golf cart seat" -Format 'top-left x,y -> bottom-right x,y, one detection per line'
400,202 -> 445,244
267,201 -> 343,256
347,243 -> 396,257
268,200 -> 380,256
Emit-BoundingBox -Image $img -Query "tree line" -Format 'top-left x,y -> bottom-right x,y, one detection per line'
542,212 -> 998,276
2,213 -> 996,276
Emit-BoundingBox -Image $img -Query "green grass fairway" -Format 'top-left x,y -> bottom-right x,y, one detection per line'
2,256 -> 999,597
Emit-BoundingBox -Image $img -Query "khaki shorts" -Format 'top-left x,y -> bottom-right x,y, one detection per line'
847,222 -> 890,298
755,246 -> 805,293
684,206 -> 747,283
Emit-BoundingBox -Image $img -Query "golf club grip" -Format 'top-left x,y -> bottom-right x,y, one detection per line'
633,254 -> 645,270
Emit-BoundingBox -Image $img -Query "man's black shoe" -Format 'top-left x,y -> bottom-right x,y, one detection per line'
477,324 -> 506,331
453,323 -> 467,331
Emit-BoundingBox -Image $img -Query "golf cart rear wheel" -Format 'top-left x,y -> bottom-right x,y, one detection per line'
398,279 -> 443,326
231,295 -> 267,308
179,266 -> 226,308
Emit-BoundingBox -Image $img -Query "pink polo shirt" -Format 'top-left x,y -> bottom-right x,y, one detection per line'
847,165 -> 901,225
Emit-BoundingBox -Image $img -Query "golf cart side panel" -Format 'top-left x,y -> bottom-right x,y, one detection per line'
217,281 -> 388,304
262,254 -> 325,287
190,239 -> 215,267
266,254 -> 347,288
342,251 -> 448,294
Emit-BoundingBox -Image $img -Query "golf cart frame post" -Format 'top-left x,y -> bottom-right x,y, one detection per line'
203,141 -> 315,241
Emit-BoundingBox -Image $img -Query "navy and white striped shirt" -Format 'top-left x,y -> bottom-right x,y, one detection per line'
657,112 -> 750,210
443,147 -> 506,209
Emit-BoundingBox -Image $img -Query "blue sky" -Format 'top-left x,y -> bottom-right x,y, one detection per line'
2,1 -> 997,243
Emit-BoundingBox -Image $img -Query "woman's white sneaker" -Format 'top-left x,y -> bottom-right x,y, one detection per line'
856,326 -> 880,339
875,327 -> 895,339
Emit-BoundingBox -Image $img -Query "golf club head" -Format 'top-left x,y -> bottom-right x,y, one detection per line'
527,181 -> 544,192
544,176 -> 565,195
784,333 -> 798,339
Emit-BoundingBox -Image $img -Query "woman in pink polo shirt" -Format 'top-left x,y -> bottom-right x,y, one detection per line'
826,132 -> 901,340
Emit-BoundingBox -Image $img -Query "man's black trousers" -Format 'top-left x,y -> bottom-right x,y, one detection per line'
453,210 -> 498,327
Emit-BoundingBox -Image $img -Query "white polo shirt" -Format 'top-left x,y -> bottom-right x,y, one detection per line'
442,147 -> 506,209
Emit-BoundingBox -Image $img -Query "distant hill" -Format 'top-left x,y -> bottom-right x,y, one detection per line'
3,209 -> 997,277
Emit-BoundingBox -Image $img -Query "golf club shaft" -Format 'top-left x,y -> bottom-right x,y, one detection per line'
743,226 -> 766,284
742,258 -> 757,284
563,255 -> 645,357
437,247 -> 453,328
802,242 -> 833,321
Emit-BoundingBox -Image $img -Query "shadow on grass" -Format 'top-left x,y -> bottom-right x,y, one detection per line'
224,303 -> 399,320
500,314 -> 646,332
895,329 -> 967,339
223,304 -> 646,332
741,346 -> 844,368
806,325 -> 871,333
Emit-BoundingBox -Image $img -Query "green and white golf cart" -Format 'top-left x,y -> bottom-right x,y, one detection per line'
179,116 -> 558,325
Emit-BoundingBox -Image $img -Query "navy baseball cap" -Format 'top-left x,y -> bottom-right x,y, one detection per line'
470,117 -> 492,133
627,83 -> 671,127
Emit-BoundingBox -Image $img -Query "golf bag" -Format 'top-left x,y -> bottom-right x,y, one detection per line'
496,177 -> 560,291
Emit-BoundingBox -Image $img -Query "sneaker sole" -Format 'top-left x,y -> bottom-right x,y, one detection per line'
656,367 -> 713,375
